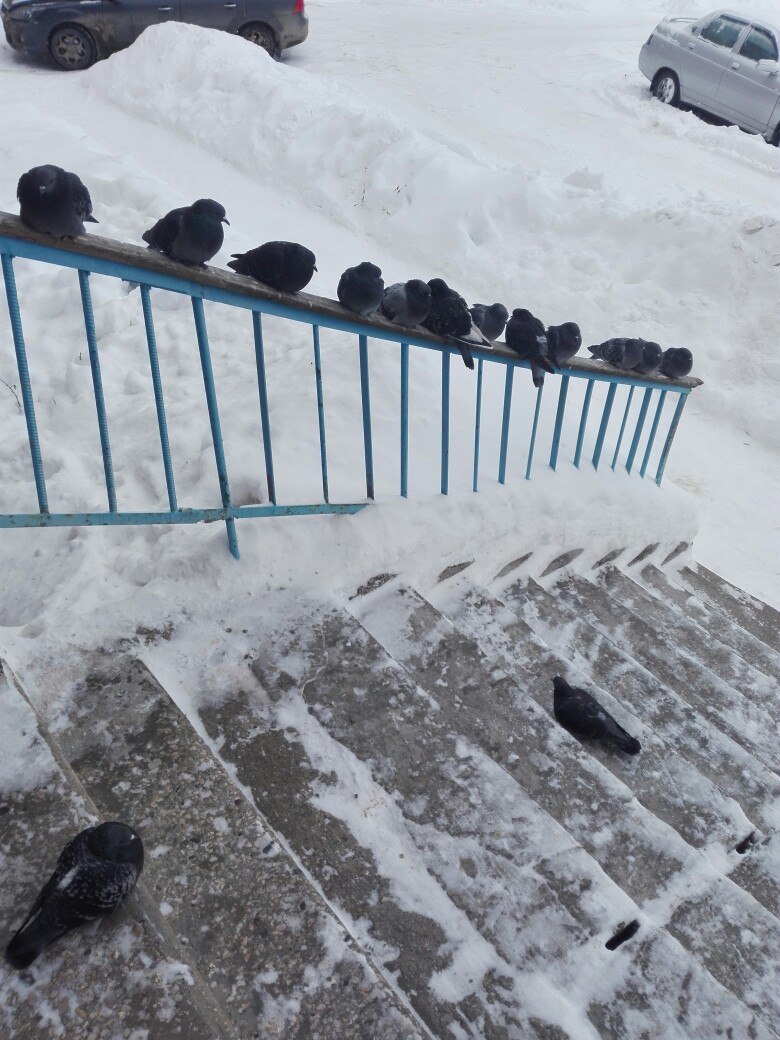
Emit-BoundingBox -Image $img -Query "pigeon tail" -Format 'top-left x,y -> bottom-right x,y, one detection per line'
450,340 -> 475,370
608,726 -> 641,756
5,912 -> 67,970
531,356 -> 556,388
84,216 -> 98,224
587,344 -> 600,356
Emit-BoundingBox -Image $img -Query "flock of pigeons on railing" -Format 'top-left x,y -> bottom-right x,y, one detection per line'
16,164 -> 694,383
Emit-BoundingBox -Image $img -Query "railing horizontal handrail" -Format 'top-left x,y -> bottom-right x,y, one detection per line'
0,504 -> 366,528
0,212 -> 702,392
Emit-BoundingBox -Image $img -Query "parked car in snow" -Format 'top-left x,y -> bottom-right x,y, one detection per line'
639,9 -> 780,144
1,0 -> 308,70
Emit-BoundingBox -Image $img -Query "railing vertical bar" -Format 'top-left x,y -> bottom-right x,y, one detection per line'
498,364 -> 514,485
592,382 -> 617,470
78,269 -> 117,512
525,382 -> 544,480
640,389 -> 668,479
400,343 -> 409,498
655,392 -> 688,486
626,387 -> 653,475
472,358 -> 483,492
573,379 -> 594,469
1,253 -> 48,513
140,285 -> 177,512
312,324 -> 329,503
191,296 -> 238,559
611,385 -> 635,471
358,334 -> 374,500
251,311 -> 276,506
549,374 -> 569,472
441,349 -> 450,495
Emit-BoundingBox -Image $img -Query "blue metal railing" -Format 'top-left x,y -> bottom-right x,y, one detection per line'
0,215 -> 701,558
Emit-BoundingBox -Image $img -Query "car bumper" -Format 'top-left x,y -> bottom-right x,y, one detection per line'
638,43 -> 655,84
278,12 -> 307,50
2,7 -> 49,56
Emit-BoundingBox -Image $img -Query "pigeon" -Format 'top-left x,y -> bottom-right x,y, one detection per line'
552,676 -> 641,755
587,338 -> 644,371
142,199 -> 229,266
337,262 -> 384,317
633,340 -> 663,375
505,308 -> 556,387
227,241 -> 317,293
547,322 -> 582,367
469,303 -> 509,343
422,279 -> 489,370
659,347 -> 693,379
380,280 -> 432,327
5,822 -> 144,970
17,165 -> 97,239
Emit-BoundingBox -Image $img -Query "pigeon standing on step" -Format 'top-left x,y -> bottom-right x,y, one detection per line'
552,676 -> 641,755
17,165 -> 98,239
5,822 -> 144,970
380,280 -> 432,327
547,322 -> 582,367
337,262 -> 385,317
422,279 -> 489,370
469,303 -> 509,343
142,199 -> 229,266
659,347 -> 693,380
505,308 -> 556,387
228,241 -> 317,293
633,340 -> 663,375
587,338 -> 644,371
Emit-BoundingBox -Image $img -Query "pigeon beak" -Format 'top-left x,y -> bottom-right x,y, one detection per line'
222,218 -> 230,225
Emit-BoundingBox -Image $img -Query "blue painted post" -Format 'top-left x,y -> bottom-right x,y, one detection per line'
78,269 -> 117,512
611,386 -> 635,471
472,358 -> 483,492
1,253 -> 48,513
140,286 -> 177,512
358,334 -> 374,499
312,325 -> 329,503
400,343 -> 409,498
252,311 -> 276,506
655,392 -> 687,486
525,383 -> 544,481
441,349 -> 450,495
549,374 -> 569,472
626,387 -> 653,475
592,382 -> 617,470
498,365 -> 514,485
640,389 -> 668,479
191,297 -> 239,558
573,379 -> 594,469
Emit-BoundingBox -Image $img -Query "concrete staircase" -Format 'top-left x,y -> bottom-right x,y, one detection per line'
1,552 -> 778,1039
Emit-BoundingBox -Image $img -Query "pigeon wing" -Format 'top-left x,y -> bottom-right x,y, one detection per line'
142,209 -> 186,252
70,177 -> 95,222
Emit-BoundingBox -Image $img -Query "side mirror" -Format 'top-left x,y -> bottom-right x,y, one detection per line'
756,58 -> 779,74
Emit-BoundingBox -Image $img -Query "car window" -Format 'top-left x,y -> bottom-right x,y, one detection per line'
699,15 -> 747,49
739,27 -> 778,62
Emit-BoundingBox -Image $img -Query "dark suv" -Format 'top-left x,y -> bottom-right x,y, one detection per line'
2,0 -> 308,70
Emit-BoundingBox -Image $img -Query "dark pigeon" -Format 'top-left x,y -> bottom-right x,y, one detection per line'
5,822 -> 144,970
659,347 -> 693,379
552,676 -> 641,755
634,340 -> 663,375
505,308 -> 556,387
422,279 -> 488,370
380,280 -> 432,327
17,165 -> 97,239
587,338 -> 644,371
469,303 -> 509,343
143,199 -> 228,266
337,262 -> 384,317
228,241 -> 316,293
547,322 -> 582,366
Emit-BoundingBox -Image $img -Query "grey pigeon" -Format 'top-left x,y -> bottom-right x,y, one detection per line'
553,676 -> 641,755
337,262 -> 384,317
547,322 -> 582,366
17,165 -> 97,239
505,308 -> 556,387
228,241 -> 316,293
469,303 -> 509,343
5,822 -> 144,970
659,347 -> 693,379
634,340 -> 663,375
143,199 -> 229,266
423,279 -> 489,370
587,338 -> 644,371
380,280 -> 432,327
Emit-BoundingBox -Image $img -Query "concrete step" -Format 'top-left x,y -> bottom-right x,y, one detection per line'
351,582 -> 780,1031
678,564 -> 780,655
51,655 -> 424,1040
728,834 -> 780,919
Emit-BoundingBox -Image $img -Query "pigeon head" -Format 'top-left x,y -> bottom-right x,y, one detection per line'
552,676 -> 569,694
355,262 -> 381,278
427,278 -> 451,297
192,198 -> 230,225
406,279 -> 431,304
488,304 -> 509,323
87,822 -> 144,867
34,165 -> 60,195
643,341 -> 662,362
561,322 -> 581,343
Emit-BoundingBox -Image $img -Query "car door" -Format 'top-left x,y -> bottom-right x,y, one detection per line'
180,0 -> 246,32
103,0 -> 181,46
682,13 -> 749,110
714,24 -> 780,131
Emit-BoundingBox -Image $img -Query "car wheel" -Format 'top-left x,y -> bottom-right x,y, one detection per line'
240,24 -> 280,59
651,70 -> 680,107
49,24 -> 97,71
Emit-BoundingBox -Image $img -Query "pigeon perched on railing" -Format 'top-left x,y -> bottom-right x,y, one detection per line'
143,199 -> 229,266
587,338 -> 644,371
659,347 -> 693,379
5,822 -> 144,970
633,340 -> 663,375
469,303 -> 509,343
552,676 -> 641,755
228,241 -> 317,293
547,322 -> 582,366
337,262 -> 385,317
17,165 -> 97,239
380,280 -> 432,327
505,308 -> 556,387
422,279 -> 489,370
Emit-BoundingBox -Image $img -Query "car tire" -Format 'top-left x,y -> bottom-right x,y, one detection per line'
651,70 -> 680,107
49,24 -> 97,71
240,23 -> 280,59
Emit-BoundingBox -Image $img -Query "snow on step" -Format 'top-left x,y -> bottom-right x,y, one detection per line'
678,565 -> 780,656
51,655 -> 421,1040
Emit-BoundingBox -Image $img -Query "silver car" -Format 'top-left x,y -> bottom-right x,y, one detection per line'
639,9 -> 780,144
